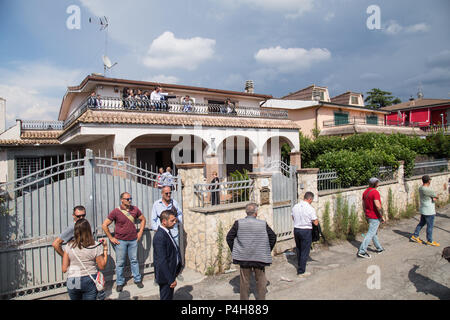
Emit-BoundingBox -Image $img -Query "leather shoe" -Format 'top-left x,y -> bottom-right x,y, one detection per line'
135,282 -> 144,289
116,285 -> 124,292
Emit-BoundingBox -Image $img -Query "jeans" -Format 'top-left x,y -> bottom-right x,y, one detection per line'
414,214 -> 435,242
67,275 -> 98,300
294,228 -> 312,274
359,218 -> 383,254
114,239 -> 141,285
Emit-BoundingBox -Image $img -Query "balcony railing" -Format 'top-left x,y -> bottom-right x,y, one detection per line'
323,117 -> 428,128
63,96 -> 288,129
21,120 -> 64,130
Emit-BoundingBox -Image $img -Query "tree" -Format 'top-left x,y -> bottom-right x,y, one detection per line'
365,88 -> 401,109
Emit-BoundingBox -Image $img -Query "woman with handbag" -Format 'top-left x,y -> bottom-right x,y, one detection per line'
62,219 -> 108,300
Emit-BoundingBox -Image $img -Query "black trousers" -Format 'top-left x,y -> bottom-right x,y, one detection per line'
294,228 -> 312,274
159,283 -> 174,300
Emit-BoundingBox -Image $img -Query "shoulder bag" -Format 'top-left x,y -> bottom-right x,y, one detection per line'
71,246 -> 105,292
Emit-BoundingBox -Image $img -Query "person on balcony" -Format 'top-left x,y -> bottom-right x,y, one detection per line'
142,91 -> 152,110
135,89 -> 144,109
209,171 -> 220,205
87,92 -> 98,108
126,89 -> 136,109
151,86 -> 169,111
181,95 -> 195,112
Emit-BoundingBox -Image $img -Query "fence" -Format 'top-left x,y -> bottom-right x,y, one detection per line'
193,178 -> 254,208
411,159 -> 449,177
317,166 -> 395,192
0,150 -> 182,299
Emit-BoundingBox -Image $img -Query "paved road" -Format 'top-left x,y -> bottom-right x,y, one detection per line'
43,204 -> 450,300
164,204 -> 450,300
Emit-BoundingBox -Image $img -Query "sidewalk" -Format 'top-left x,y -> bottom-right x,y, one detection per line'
43,204 -> 450,300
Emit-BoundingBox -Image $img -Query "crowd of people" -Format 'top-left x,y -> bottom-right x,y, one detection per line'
87,86 -> 238,114
52,173 -> 447,301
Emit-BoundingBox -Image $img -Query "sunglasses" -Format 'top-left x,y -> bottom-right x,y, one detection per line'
75,214 -> 86,218
123,198 -> 132,201
164,192 -> 172,196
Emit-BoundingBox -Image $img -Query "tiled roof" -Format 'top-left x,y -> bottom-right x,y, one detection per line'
381,99 -> 450,111
0,130 -> 62,146
21,130 -> 63,139
0,139 -> 60,145
70,109 -> 301,130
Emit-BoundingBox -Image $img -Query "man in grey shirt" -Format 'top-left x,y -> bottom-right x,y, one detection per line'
52,206 -> 87,257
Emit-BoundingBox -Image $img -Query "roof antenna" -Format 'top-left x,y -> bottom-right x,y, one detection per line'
89,16 -> 118,76
417,83 -> 423,99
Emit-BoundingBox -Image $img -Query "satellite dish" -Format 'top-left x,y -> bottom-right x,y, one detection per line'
102,55 -> 117,75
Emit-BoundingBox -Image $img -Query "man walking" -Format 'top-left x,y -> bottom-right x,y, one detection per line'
153,210 -> 183,300
52,206 -> 88,257
102,192 -> 146,292
291,192 -> 319,277
226,203 -> 277,300
410,175 -> 440,246
358,177 -> 385,259
151,186 -> 183,246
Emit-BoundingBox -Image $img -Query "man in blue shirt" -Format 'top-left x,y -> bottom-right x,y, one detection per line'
151,186 -> 183,246
52,205 -> 87,257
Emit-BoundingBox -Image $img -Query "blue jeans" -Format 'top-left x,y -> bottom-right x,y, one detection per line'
413,214 -> 435,242
114,239 -> 141,285
294,228 -> 312,274
67,275 -> 97,300
359,219 -> 383,254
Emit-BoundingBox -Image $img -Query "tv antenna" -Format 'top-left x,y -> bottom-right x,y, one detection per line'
89,16 -> 117,76
102,55 -> 118,75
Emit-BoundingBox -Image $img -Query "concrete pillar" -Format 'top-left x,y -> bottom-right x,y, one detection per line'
296,168 -> 319,208
251,153 -> 265,172
205,155 -> 219,182
289,151 -> 301,169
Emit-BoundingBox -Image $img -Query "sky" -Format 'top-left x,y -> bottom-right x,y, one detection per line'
0,0 -> 449,128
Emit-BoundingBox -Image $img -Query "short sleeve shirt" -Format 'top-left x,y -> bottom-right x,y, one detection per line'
363,188 -> 381,219
65,242 -> 103,278
291,200 -> 318,229
419,186 -> 437,216
107,206 -> 142,241
59,225 -> 75,243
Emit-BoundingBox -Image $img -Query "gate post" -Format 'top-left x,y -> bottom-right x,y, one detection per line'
84,149 -> 97,236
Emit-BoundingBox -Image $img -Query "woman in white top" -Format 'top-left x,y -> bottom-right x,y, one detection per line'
62,219 -> 108,300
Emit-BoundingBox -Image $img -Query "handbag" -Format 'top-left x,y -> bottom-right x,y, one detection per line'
312,223 -> 321,242
71,246 -> 105,292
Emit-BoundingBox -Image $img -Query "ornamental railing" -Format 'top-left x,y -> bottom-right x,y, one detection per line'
63,96 -> 288,129
193,178 -> 254,208
21,120 -> 64,130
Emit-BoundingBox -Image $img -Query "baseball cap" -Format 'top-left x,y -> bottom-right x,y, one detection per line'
369,177 -> 379,185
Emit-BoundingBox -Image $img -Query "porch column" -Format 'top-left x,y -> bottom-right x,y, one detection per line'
205,155 -> 220,182
251,152 -> 266,172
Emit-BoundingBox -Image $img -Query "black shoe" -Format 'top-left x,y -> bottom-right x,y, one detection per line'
135,282 -> 144,289
357,252 -> 371,259
116,285 -> 124,292
375,248 -> 384,254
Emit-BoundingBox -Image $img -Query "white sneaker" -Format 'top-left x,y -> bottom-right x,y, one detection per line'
297,272 -> 312,278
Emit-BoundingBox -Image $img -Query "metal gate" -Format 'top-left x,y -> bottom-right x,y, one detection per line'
269,161 -> 297,241
0,149 -> 182,299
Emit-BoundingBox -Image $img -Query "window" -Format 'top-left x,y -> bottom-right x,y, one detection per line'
16,158 -> 41,179
351,96 -> 359,105
334,112 -> 349,126
366,115 -> 378,125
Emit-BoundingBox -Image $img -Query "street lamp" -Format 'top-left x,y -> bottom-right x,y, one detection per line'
440,113 -> 444,131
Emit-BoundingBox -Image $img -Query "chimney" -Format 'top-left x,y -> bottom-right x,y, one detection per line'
245,80 -> 254,94
0,98 -> 5,133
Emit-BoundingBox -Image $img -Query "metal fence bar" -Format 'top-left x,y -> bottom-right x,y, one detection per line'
193,179 -> 254,208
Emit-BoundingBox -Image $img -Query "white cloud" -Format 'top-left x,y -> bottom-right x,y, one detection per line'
254,46 -> 331,73
142,32 -> 216,71
384,20 -> 430,35
144,75 -> 180,84
0,63 -> 84,127
324,12 -> 335,22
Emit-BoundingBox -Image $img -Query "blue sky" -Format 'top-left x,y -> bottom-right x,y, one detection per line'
0,0 -> 449,128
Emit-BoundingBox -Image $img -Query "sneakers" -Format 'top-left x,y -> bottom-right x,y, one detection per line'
375,248 -> 384,254
410,235 -> 423,244
425,241 -> 440,247
297,272 -> 311,278
357,252 -> 372,259
135,282 -> 144,289
116,285 -> 124,292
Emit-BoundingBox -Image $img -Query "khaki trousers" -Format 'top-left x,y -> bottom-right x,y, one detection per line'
239,266 -> 267,300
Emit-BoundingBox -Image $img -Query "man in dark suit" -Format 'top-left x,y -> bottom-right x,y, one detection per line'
153,210 -> 182,300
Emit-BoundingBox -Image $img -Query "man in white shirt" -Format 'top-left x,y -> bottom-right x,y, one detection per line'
150,86 -> 169,111
291,192 -> 319,277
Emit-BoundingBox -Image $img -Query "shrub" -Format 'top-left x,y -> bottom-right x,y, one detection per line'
321,201 -> 335,241
348,204 -> 359,240
387,188 -> 398,220
334,194 -> 350,240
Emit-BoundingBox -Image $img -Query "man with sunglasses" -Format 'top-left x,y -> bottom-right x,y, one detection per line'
102,192 -> 146,292
151,186 -> 183,247
52,205 -> 88,257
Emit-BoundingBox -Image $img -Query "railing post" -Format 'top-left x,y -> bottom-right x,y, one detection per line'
84,149 -> 97,236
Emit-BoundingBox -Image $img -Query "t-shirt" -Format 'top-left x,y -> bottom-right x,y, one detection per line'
107,206 -> 143,241
363,188 -> 381,219
59,225 -> 75,243
65,242 -> 103,278
419,186 -> 437,216
291,200 -> 318,229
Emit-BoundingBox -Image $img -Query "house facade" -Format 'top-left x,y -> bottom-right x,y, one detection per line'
0,75 -> 301,184
263,85 -> 422,137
